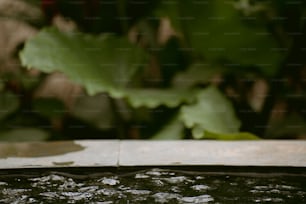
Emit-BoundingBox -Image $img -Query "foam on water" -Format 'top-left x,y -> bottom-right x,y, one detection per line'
0,168 -> 305,203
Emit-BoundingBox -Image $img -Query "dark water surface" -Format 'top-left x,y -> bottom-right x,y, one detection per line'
0,168 -> 305,203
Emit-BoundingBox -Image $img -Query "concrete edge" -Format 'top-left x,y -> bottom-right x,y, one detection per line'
0,140 -> 305,169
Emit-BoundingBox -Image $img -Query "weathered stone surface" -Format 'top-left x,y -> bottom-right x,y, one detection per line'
119,140 -> 306,167
0,140 -> 305,169
0,140 -> 119,169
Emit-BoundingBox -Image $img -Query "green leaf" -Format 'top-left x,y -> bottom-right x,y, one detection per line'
151,116 -> 185,140
0,92 -> 19,120
180,86 -> 241,138
124,89 -> 198,108
0,128 -> 49,142
192,127 -> 259,140
158,0 -> 283,75
184,0 -> 282,68
20,28 -> 198,109
20,27 -> 147,97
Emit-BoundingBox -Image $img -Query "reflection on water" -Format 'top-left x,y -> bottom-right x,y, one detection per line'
0,168 -> 305,203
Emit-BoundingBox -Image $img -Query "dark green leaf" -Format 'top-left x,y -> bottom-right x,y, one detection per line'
157,0 -> 283,75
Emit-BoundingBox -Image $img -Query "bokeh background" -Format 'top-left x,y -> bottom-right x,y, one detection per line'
1,0 -> 306,141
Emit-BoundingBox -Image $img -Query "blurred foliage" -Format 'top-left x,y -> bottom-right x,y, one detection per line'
0,92 -> 19,120
180,86 -> 244,139
0,0 -> 305,141
151,116 -> 185,140
0,128 -> 49,142
158,0 -> 283,75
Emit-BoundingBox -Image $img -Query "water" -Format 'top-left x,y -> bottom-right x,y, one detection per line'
0,168 -> 305,203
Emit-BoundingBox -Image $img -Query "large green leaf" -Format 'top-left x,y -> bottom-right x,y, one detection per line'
157,0 -> 283,75
20,27 -> 200,109
20,27 -> 146,96
180,86 -> 242,139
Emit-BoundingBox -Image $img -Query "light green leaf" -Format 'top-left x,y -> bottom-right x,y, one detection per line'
0,92 -> 19,120
20,27 -> 146,96
151,116 -> 185,140
124,89 -> 198,108
0,128 -> 49,142
19,28 -> 198,109
180,86 -> 241,138
192,127 -> 259,140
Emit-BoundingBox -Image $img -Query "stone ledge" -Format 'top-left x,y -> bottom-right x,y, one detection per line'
119,140 -> 306,167
0,140 -> 119,169
0,140 -> 305,169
